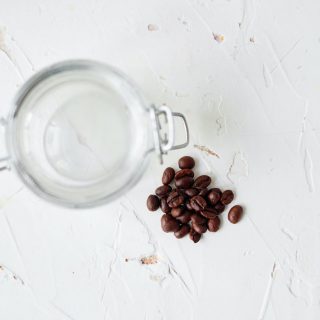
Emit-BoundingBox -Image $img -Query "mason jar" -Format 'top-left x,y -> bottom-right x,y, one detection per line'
0,60 -> 189,208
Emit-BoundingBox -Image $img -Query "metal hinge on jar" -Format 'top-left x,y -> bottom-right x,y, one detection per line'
149,105 -> 189,164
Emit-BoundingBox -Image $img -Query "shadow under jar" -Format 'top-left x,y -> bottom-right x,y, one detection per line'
0,60 -> 189,208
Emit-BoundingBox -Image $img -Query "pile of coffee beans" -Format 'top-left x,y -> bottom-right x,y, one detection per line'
146,156 -> 244,243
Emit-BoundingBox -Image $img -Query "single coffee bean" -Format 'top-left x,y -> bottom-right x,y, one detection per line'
191,213 -> 207,225
175,176 -> 194,189
160,198 -> 170,213
171,206 -> 185,218
200,208 -> 218,219
210,188 -> 222,196
207,215 -> 221,232
198,188 -> 209,197
178,156 -> 195,169
221,190 -> 234,205
162,167 -> 175,185
228,205 -> 243,224
214,202 -> 225,214
185,200 -> 193,210
174,224 -> 191,239
161,214 -> 180,232
175,169 -> 194,180
207,190 -> 221,205
185,188 -> 199,197
190,195 -> 207,211
147,195 -> 160,211
194,175 -> 211,188
155,185 -> 172,198
192,222 -> 207,234
167,191 -> 184,208
176,210 -> 193,224
189,228 -> 201,243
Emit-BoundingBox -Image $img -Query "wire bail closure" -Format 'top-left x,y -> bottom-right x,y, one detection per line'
149,105 -> 189,164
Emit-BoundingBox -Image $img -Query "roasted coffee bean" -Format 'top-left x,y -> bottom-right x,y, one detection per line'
221,190 -> 234,205
155,185 -> 172,198
191,213 -> 207,225
171,207 -> 185,218
147,195 -> 160,211
214,202 -> 225,214
192,222 -> 207,234
194,175 -> 211,188
228,205 -> 243,224
162,167 -> 175,185
161,214 -> 180,232
200,208 -> 218,219
176,210 -> 193,224
160,198 -> 170,213
207,216 -> 221,232
178,156 -> 195,169
189,228 -> 201,243
198,188 -> 209,197
174,224 -> 191,239
210,188 -> 222,196
167,191 -> 184,208
185,200 -> 193,210
207,190 -> 221,205
185,188 -> 199,197
175,176 -> 194,189
190,195 -> 207,211
175,169 -> 194,180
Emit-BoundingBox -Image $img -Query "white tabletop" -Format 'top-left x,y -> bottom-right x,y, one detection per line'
0,1 -> 319,319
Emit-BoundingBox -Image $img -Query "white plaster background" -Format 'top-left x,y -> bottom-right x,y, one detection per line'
0,0 -> 320,319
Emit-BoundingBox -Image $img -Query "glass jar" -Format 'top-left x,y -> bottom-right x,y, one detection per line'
0,60 -> 189,208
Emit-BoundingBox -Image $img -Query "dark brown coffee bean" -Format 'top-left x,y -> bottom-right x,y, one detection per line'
178,156 -> 195,169
214,202 -> 225,214
161,214 -> 180,232
155,185 -> 172,198
185,199 -> 193,210
190,195 -> 207,211
191,213 -> 207,225
175,176 -> 194,189
175,169 -> 194,180
210,188 -> 222,196
193,175 -> 211,188
207,190 -> 221,205
198,188 -> 209,197
160,198 -> 170,213
208,216 -> 221,232
189,229 -> 201,243
174,224 -> 191,239
171,207 -> 185,218
147,195 -> 160,211
192,222 -> 207,234
228,205 -> 243,224
185,188 -> 199,197
162,167 -> 175,185
221,190 -> 234,205
176,210 -> 193,223
167,191 -> 184,208
200,208 -> 218,219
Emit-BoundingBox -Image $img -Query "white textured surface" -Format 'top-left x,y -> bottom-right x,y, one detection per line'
0,1 -> 320,319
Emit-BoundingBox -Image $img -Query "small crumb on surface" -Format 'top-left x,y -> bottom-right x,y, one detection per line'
213,33 -> 224,43
0,265 -> 3,270
250,37 -> 255,43
125,258 -> 129,262
194,144 -> 220,158
141,255 -> 158,265
148,24 -> 159,31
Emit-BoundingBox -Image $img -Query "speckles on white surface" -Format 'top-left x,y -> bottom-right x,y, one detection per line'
0,0 -> 320,319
